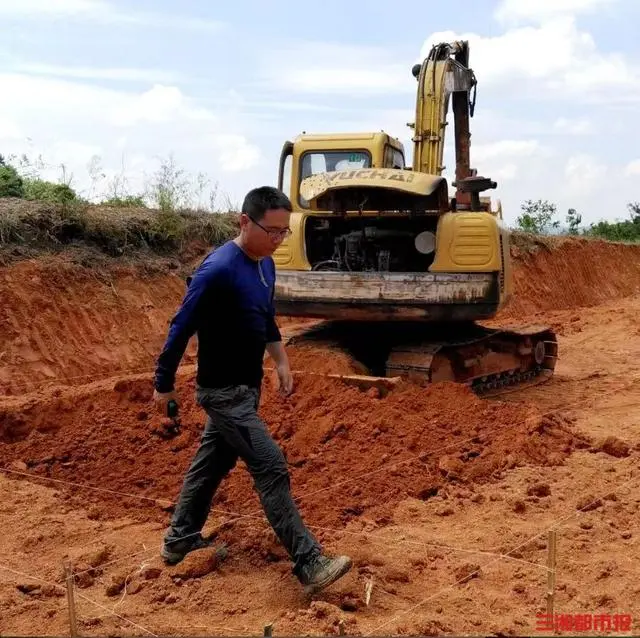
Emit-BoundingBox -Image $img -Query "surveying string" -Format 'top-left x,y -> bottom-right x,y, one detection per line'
366,464 -> 640,635
2,377 -> 637,584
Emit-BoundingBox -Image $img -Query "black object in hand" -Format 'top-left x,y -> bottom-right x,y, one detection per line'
153,399 -> 181,440
167,399 -> 179,419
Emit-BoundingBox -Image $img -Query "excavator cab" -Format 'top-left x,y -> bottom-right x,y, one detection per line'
277,132 -> 406,213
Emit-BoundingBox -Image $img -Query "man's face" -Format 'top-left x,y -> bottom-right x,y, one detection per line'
242,208 -> 291,257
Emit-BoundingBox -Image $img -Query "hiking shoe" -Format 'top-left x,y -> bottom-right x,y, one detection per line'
298,554 -> 352,595
160,534 -> 218,565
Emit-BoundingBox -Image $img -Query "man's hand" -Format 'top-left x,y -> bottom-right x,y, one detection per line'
276,362 -> 294,396
267,341 -> 294,396
153,389 -> 178,416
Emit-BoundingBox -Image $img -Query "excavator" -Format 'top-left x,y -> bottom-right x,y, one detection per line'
271,40 -> 558,396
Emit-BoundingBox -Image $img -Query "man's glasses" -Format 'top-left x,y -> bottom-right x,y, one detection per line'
248,215 -> 292,240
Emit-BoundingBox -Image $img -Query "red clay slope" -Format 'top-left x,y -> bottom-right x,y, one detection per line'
1,236 -> 639,395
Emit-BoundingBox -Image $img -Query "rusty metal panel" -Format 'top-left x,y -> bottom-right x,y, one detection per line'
275,271 -> 494,305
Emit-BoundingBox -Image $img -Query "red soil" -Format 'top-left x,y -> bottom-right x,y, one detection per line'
0,368 -> 581,540
2,235 -> 640,635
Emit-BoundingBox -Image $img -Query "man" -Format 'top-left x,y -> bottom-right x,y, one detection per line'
152,186 -> 352,595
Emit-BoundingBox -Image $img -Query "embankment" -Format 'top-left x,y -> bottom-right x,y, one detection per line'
1,233 -> 639,396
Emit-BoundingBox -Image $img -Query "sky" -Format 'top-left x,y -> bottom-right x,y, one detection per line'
0,0 -> 639,226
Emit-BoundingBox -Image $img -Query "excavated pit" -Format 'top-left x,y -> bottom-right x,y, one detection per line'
0,234 -> 636,536
2,232 -> 640,635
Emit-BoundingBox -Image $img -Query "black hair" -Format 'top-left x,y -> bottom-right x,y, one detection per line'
242,186 -> 292,221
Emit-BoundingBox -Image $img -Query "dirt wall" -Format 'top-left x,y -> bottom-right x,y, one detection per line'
1,237 -> 639,396
499,236 -> 640,319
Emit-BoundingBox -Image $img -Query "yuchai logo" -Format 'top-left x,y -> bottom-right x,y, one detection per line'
326,169 -> 416,183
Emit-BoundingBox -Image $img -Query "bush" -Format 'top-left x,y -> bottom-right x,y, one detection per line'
0,165 -> 25,198
514,199 -> 640,244
102,195 -> 147,207
23,178 -> 78,204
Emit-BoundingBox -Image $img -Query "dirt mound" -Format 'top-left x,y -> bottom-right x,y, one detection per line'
0,370 -> 582,540
284,343 -> 368,375
499,236 -> 640,320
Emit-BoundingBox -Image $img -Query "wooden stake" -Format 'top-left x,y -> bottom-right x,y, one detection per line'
64,563 -> 78,638
546,530 -> 557,621
264,623 -> 273,637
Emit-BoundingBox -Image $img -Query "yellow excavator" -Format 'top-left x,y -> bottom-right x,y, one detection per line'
272,40 -> 557,396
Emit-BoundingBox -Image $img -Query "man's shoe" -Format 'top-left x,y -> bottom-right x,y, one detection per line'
160,534 -> 217,565
298,554 -> 352,595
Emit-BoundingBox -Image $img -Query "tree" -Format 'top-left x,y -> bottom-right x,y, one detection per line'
584,202 -> 640,242
516,199 -> 560,234
0,156 -> 25,198
566,208 -> 582,235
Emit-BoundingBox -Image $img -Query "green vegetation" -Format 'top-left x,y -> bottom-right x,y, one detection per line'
1,150 -> 638,263
0,152 -> 239,258
513,199 -> 640,243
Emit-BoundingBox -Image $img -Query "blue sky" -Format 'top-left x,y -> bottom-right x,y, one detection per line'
1,0 -> 638,226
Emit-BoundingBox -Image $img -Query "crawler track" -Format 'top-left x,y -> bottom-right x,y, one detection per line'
286,321 -> 558,397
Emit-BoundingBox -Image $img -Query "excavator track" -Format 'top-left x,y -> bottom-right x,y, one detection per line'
285,321 -> 558,398
385,323 -> 558,397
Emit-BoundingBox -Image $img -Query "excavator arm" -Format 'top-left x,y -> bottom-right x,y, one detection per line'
410,40 -> 495,210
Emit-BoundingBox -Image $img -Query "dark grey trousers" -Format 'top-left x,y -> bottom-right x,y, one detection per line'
164,384 -> 322,575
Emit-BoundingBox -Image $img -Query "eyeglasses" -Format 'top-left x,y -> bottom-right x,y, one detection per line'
248,215 -> 292,240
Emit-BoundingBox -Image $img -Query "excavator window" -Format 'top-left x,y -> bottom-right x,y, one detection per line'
384,145 -> 405,169
298,150 -> 371,208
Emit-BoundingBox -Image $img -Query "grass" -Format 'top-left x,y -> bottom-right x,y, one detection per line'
0,198 -> 239,260
1,197 -> 636,270
510,229 -> 640,258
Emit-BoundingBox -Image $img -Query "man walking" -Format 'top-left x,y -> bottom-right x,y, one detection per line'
152,186 -> 352,594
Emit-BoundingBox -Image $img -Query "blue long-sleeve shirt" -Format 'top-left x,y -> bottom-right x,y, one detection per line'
154,240 -> 282,393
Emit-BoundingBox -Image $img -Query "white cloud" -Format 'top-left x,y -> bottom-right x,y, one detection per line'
564,153 -> 608,195
0,0 -> 225,31
462,139 -> 543,182
494,0 -> 617,25
0,115 -> 22,140
109,85 -> 194,127
213,135 -> 262,173
554,117 -> 593,135
420,16 -> 639,101
471,139 -> 541,163
492,164 -> 518,181
280,68 -> 409,95
0,72 -> 260,203
624,159 -> 640,176
13,63 -> 180,84
263,42 -> 414,95
0,0 -> 108,16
